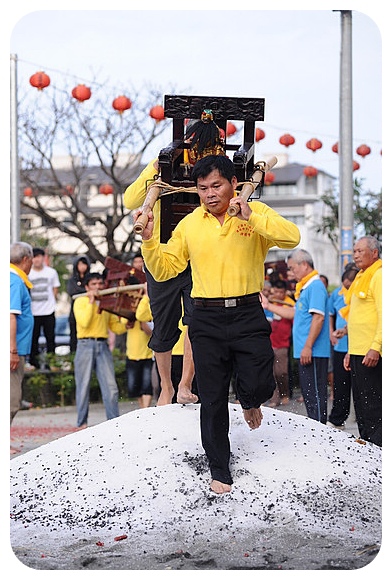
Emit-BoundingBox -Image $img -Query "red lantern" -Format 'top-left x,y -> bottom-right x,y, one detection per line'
72,84 -> 91,102
63,185 -> 74,196
264,172 -> 275,185
226,122 -> 237,136
279,133 -> 295,147
112,96 -> 132,114
29,71 -> 50,91
99,184 -> 114,195
255,128 -> 265,142
332,142 -> 339,154
303,166 -> 318,178
24,187 -> 33,197
356,144 -> 371,158
306,138 -> 322,152
353,161 -> 360,172
149,105 -> 165,121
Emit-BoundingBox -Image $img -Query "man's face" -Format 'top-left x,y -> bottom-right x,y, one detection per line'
287,258 -> 308,282
86,278 -> 104,292
353,239 -> 378,271
272,287 -> 286,301
22,254 -> 33,275
132,257 -> 144,270
196,169 -> 237,218
32,254 -> 45,268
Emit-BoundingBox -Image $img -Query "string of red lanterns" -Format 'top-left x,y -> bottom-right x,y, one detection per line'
27,72 -> 379,164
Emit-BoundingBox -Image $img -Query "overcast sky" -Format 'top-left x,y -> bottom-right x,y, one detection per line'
6,2 -> 384,194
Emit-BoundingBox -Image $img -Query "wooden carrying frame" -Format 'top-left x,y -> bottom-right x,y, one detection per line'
157,94 -> 265,242
97,256 -> 147,321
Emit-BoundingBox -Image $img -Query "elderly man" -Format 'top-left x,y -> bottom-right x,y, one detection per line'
262,248 -> 330,424
138,154 -> 300,494
340,236 -> 382,446
10,242 -> 34,452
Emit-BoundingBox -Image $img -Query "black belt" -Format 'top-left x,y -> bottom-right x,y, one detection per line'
82,337 -> 107,341
193,293 -> 260,308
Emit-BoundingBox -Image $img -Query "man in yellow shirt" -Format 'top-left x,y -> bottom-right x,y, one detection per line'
123,293 -> 154,409
342,236 -> 382,446
138,154 -> 301,493
73,272 -> 127,429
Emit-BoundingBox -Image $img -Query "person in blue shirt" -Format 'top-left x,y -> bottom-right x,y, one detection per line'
261,249 -> 330,423
10,242 -> 34,445
327,264 -> 359,429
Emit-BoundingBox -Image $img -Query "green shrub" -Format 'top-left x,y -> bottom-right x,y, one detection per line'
23,349 -> 128,407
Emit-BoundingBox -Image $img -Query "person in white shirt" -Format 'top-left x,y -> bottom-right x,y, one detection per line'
28,248 -> 61,369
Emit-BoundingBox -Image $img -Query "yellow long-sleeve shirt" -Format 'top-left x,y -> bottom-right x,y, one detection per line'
132,293 -> 186,356
347,268 -> 382,356
74,297 -> 127,338
123,159 -> 164,246
125,294 -> 154,360
142,202 -> 300,298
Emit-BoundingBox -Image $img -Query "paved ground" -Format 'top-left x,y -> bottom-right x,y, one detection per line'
10,390 -> 360,458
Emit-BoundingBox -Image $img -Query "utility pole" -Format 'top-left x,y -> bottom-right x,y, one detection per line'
10,53 -> 20,243
338,10 -> 354,270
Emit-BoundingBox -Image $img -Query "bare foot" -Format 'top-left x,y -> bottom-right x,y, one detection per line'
156,387 -> 175,406
210,480 -> 232,494
177,387 -> 198,404
75,424 -> 87,431
243,407 -> 263,430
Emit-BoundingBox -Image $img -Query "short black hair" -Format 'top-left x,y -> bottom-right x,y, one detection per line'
191,154 -> 235,184
83,272 -> 104,287
33,247 -> 45,257
271,279 -> 287,291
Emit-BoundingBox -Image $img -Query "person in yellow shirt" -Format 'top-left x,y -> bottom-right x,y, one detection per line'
73,272 -> 127,429
123,160 -> 197,407
138,154 -> 301,494
123,293 -> 154,409
341,236 -> 382,446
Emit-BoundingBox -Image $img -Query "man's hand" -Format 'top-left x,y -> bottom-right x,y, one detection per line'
227,197 -> 252,220
362,349 -> 380,367
134,209 -> 154,240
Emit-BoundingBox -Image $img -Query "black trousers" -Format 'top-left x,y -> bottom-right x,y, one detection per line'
350,354 -> 382,446
189,300 -> 275,485
328,350 -> 352,426
30,312 -> 56,367
145,264 -> 193,353
298,357 -> 329,424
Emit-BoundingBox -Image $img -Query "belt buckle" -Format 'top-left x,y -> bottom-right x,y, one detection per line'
224,298 -> 237,308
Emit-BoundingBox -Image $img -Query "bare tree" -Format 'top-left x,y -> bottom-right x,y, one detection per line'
18,80 -> 173,265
